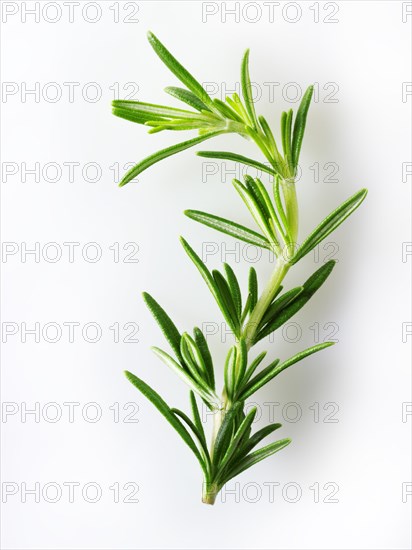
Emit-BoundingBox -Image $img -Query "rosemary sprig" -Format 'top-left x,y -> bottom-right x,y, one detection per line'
114,31 -> 367,505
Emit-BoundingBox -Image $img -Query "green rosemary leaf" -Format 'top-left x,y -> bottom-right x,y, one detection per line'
112,105 -> 167,125
218,407 -> 257,472
145,119 -> 208,131
180,237 -> 237,333
224,346 -> 237,401
184,209 -> 271,250
239,423 -> 283,457
243,175 -> 272,221
112,99 -> 205,120
242,351 -> 267,385
285,109 -> 294,171
151,346 -> 213,401
240,49 -> 259,129
280,111 -> 288,158
226,94 -> 250,123
196,150 -> 276,176
254,260 -> 336,343
171,408 -> 210,462
165,86 -> 211,112
238,358 -> 280,399
258,115 -> 279,157
232,179 -> 276,244
223,438 -> 291,483
254,177 -> 287,243
212,402 -> 242,466
119,130 -> 226,187
248,267 -> 258,311
212,98 -> 244,122
124,371 -> 207,475
147,31 -> 216,111
240,293 -> 251,324
292,189 -> 368,263
239,342 -> 335,400
292,85 -> 314,169
180,333 -> 211,387
189,391 -> 207,446
193,328 -> 215,391
223,264 -> 242,319
142,292 -> 182,363
273,175 -> 290,239
213,270 -> 240,334
259,286 -> 304,327
236,338 -> 248,389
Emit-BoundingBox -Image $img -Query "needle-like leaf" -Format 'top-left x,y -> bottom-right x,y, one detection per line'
239,423 -> 283,457
119,130 -> 226,187
212,402 -> 242,465
254,260 -> 336,343
112,105 -> 167,125
184,209 -> 271,249
189,391 -> 207,446
292,85 -> 314,169
238,338 -> 248,382
284,109 -> 294,171
151,346 -> 214,402
242,351 -> 267,385
147,31 -> 216,112
237,358 -> 280,399
193,328 -> 215,390
223,439 -> 291,483
165,86 -> 211,112
112,99 -> 208,121
232,179 -> 277,245
124,371 -> 207,475
223,263 -> 242,319
217,407 -> 257,472
180,237 -> 238,333
248,267 -> 258,311
292,189 -> 368,263
239,342 -> 335,400
224,346 -> 237,400
171,408 -> 211,463
196,150 -> 276,176
241,49 -> 259,129
143,292 -> 182,363
260,286 -> 304,327
180,333 -> 210,387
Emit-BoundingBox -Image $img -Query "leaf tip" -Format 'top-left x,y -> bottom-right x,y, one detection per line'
325,259 -> 337,269
124,370 -> 134,382
324,341 -> 336,348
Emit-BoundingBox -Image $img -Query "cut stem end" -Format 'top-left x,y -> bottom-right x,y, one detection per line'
202,483 -> 219,505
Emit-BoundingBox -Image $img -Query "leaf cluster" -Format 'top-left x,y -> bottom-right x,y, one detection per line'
112,32 -> 313,187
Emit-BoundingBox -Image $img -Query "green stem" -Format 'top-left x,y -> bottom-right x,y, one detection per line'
242,258 -> 290,348
204,117 -> 299,504
281,177 -> 299,245
202,481 -> 219,505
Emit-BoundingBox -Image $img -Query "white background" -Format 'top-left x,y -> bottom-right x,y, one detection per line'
1,1 -> 411,549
